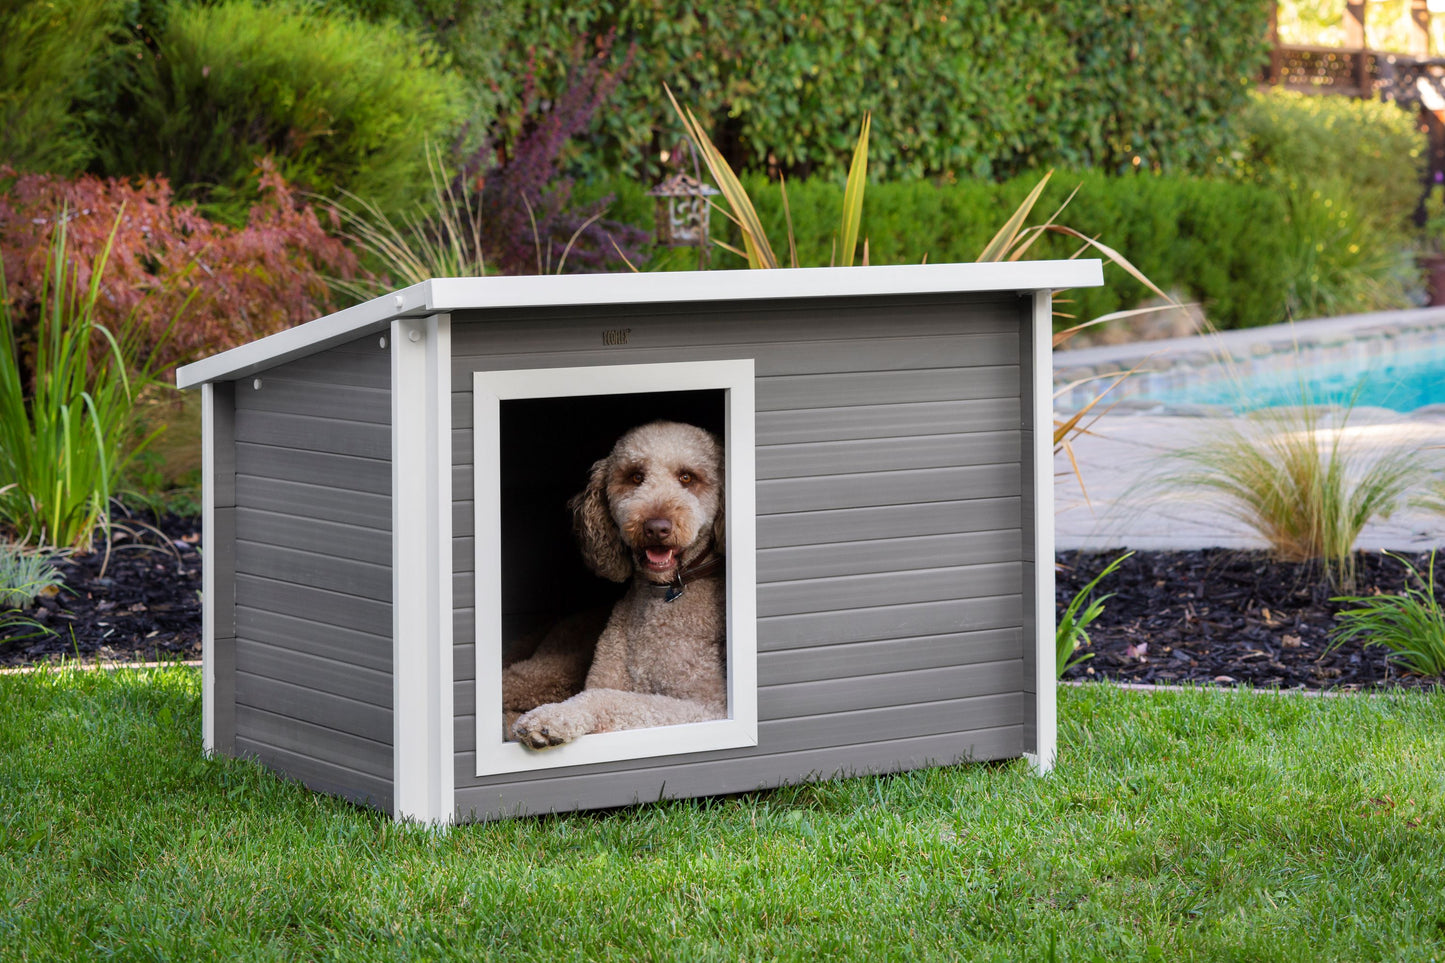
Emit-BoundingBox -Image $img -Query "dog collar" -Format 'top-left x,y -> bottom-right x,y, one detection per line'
646,551 -> 725,603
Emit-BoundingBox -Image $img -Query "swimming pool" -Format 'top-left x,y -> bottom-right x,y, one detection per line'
1052,310 -> 1445,416
1146,339 -> 1445,413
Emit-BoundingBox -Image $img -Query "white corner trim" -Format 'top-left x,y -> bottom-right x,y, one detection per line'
1032,291 -> 1058,775
392,314 -> 455,824
175,261 -> 1104,389
201,382 -> 217,755
473,359 -> 758,776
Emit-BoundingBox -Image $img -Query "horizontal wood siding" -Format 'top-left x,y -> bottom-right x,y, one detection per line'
230,337 -> 394,811
449,292 -> 1030,819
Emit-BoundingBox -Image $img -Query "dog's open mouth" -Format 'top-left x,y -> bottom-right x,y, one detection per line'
641,546 -> 678,573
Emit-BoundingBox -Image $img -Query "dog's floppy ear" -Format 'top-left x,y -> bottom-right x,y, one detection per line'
711,461 -> 726,552
569,457 -> 631,582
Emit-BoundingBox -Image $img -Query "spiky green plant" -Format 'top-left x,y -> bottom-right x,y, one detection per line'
0,212 -> 177,551
1056,552 -> 1132,677
1330,551 -> 1445,678
666,84 -> 870,270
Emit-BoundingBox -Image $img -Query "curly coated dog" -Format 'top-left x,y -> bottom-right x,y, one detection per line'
503,421 -> 728,749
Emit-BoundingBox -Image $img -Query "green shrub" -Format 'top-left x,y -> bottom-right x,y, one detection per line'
89,0 -> 471,220
0,0 -> 124,173
1234,88 -> 1425,230
1279,180 -> 1416,320
500,1 -> 1268,183
314,0 -> 514,124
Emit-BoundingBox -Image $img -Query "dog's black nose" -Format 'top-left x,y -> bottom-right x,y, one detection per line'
644,518 -> 672,541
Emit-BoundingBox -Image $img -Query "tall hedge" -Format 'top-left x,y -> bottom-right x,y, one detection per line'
0,0 -> 124,174
87,0 -> 472,220
502,0 -> 1271,182
596,171 -> 1411,330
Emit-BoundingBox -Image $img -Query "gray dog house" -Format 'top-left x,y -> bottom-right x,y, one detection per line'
176,260 -> 1102,824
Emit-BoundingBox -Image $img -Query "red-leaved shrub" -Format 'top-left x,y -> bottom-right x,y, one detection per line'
0,160 -> 360,376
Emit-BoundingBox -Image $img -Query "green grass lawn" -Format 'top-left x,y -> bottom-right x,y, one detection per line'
2,667 -> 1443,961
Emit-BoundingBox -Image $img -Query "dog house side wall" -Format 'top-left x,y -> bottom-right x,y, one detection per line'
447,292 -> 1036,820
224,335 -> 395,810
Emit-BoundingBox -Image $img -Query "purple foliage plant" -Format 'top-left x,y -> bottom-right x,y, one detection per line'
460,30 -> 648,275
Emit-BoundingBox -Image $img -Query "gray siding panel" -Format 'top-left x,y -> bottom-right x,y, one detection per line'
234,476 -> 390,531
235,540 -> 391,602
235,639 -> 391,707
759,628 -> 1020,685
449,294 -> 1018,349
228,335 -> 394,811
759,464 -> 1019,514
235,670 -> 391,745
760,596 -> 1021,650
234,379 -> 389,424
235,409 -> 388,459
757,499 -> 1021,549
758,562 -> 1023,617
235,508 -> 391,567
757,530 -> 1019,582
234,445 -> 390,496
266,354 -> 390,390
235,706 -> 390,779
455,725 -> 1022,821
235,607 -> 390,674
457,690 -> 1018,761
757,430 -> 1020,479
234,736 -> 392,810
235,575 -> 391,635
448,292 -> 1034,812
758,367 -> 1018,411
758,660 -> 1019,718
757,399 -> 1020,443
450,331 -> 1018,385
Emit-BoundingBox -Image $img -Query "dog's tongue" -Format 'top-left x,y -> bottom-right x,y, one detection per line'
645,547 -> 675,568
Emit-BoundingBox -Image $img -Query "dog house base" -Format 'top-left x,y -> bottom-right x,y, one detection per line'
178,261 -> 1101,824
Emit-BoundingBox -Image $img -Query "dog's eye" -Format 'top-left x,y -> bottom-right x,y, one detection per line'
677,471 -> 693,486
629,470 -> 645,485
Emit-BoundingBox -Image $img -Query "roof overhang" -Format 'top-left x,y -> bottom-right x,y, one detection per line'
175,260 -> 1104,389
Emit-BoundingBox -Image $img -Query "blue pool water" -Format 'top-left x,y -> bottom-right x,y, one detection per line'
1147,340 -> 1445,413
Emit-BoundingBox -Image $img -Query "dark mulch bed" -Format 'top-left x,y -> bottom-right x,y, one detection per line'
3,515 -> 1441,694
0,513 -> 202,668
1057,549 -> 1445,692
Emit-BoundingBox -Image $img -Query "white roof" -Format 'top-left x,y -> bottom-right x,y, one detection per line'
175,260 -> 1103,389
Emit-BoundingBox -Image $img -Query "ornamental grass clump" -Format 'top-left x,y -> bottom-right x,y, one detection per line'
1330,552 -> 1445,678
0,214 -> 178,552
1168,402 -> 1428,590
326,147 -> 488,302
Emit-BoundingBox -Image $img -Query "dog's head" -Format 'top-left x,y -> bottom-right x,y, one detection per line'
569,421 -> 725,583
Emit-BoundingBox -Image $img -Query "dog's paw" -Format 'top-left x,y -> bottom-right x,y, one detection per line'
511,705 -> 588,750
